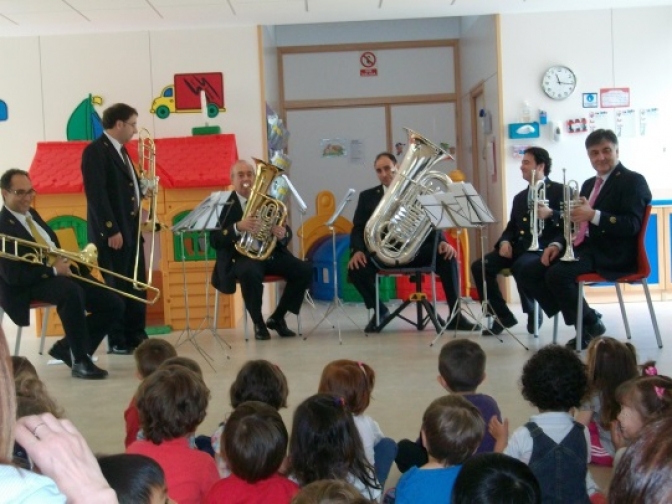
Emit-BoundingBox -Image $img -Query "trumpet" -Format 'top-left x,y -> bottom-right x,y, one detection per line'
528,170 -> 548,252
0,234 -> 161,305
560,168 -> 581,262
133,128 -> 164,290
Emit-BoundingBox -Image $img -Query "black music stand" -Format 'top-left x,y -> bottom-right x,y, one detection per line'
420,184 -> 528,350
305,188 -> 359,343
172,191 -> 232,366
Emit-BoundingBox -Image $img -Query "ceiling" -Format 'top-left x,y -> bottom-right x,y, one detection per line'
0,0 -> 671,37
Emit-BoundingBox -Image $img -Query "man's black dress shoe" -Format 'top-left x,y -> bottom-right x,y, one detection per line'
48,341 -> 72,368
446,317 -> 482,331
254,323 -> 271,340
108,345 -> 133,355
71,357 -> 108,380
527,311 -> 543,334
266,317 -> 296,337
566,319 -> 606,351
482,314 -> 518,336
364,308 -> 390,333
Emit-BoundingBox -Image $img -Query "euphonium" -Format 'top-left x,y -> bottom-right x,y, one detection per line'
527,170 -> 549,252
560,168 -> 581,262
235,158 -> 288,261
0,234 -> 160,304
133,128 -> 164,290
364,129 -> 453,267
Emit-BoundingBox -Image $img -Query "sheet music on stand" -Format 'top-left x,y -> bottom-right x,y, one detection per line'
419,184 -> 527,350
325,188 -> 356,228
171,190 -> 233,366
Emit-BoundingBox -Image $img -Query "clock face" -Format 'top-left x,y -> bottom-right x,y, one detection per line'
542,66 -> 577,100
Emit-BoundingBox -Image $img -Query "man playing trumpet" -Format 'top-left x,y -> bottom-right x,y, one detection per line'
518,129 -> 652,349
210,160 -> 312,340
0,169 -> 125,379
471,147 -> 563,336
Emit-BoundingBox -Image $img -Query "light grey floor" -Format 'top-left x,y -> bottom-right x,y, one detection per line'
7,297 -> 670,492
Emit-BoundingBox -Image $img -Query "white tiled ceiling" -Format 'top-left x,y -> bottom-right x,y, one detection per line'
0,0 -> 670,36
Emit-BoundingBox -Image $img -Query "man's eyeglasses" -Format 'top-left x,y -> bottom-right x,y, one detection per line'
9,189 -> 37,197
124,121 -> 138,128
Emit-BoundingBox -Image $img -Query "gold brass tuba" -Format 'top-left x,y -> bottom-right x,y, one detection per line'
560,168 -> 581,262
235,158 -> 288,261
0,234 -> 161,304
364,129 -> 453,267
527,170 -> 549,252
133,128 -> 163,290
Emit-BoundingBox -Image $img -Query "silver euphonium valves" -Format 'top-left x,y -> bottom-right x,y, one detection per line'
527,170 -> 548,252
364,129 -> 453,267
560,168 -> 581,262
235,158 -> 289,261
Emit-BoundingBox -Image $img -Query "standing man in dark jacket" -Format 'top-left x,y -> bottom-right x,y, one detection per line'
471,147 -> 563,335
81,103 -> 147,354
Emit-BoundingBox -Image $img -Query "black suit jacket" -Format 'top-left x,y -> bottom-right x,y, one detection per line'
0,207 -> 61,326
81,133 -> 141,265
349,184 -> 445,262
575,163 -> 651,279
210,191 -> 293,294
497,178 -> 564,257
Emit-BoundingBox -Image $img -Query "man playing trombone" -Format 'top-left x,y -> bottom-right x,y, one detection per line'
472,147 -> 563,335
0,169 -> 125,379
517,129 -> 652,349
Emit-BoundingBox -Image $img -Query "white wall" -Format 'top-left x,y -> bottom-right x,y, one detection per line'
262,25 -> 280,115
499,7 -> 672,202
0,26 -> 264,172
275,18 -> 460,46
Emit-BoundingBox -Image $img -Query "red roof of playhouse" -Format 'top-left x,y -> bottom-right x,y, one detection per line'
29,134 -> 237,194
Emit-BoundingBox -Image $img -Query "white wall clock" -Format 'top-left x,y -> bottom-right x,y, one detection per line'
542,65 -> 577,100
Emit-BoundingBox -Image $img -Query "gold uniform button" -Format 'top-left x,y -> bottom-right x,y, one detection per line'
610,216 -> 617,224
223,230 -> 228,236
520,230 -> 525,235
523,217 -> 528,222
131,197 -> 136,202
105,221 -> 112,228
41,274 -> 48,278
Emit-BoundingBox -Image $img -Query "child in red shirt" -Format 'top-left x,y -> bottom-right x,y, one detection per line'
205,401 -> 298,504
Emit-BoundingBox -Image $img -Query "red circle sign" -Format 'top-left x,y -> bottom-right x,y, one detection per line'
360,52 -> 376,68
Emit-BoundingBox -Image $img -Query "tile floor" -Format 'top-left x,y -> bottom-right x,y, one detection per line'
6,297 -> 670,492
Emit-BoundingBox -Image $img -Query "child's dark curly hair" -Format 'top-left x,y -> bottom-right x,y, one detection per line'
521,345 -> 587,411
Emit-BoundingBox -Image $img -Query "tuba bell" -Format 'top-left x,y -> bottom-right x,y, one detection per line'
364,129 -> 453,267
560,168 -> 581,262
235,158 -> 289,261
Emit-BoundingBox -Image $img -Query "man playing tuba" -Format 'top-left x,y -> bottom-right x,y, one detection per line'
210,160 -> 312,340
0,169 -> 125,379
348,152 -> 480,333
471,147 -> 563,336
517,129 -> 652,349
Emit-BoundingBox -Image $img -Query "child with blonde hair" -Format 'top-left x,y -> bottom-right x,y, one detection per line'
318,359 -> 396,487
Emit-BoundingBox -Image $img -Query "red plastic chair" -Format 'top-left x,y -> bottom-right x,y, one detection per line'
573,205 -> 662,351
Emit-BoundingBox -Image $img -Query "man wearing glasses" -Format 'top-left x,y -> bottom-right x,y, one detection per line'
81,103 -> 148,354
0,169 -> 124,379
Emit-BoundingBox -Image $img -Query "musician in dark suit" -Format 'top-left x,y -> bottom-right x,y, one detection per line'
210,160 -> 312,340
348,152 -> 479,333
0,169 -> 124,379
471,147 -> 564,336
81,103 -> 147,354
518,129 -> 652,349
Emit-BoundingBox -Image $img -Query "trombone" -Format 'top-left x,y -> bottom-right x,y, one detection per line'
0,234 -> 161,305
133,128 -> 163,290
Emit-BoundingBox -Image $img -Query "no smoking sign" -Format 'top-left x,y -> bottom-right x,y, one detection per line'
359,51 -> 378,77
